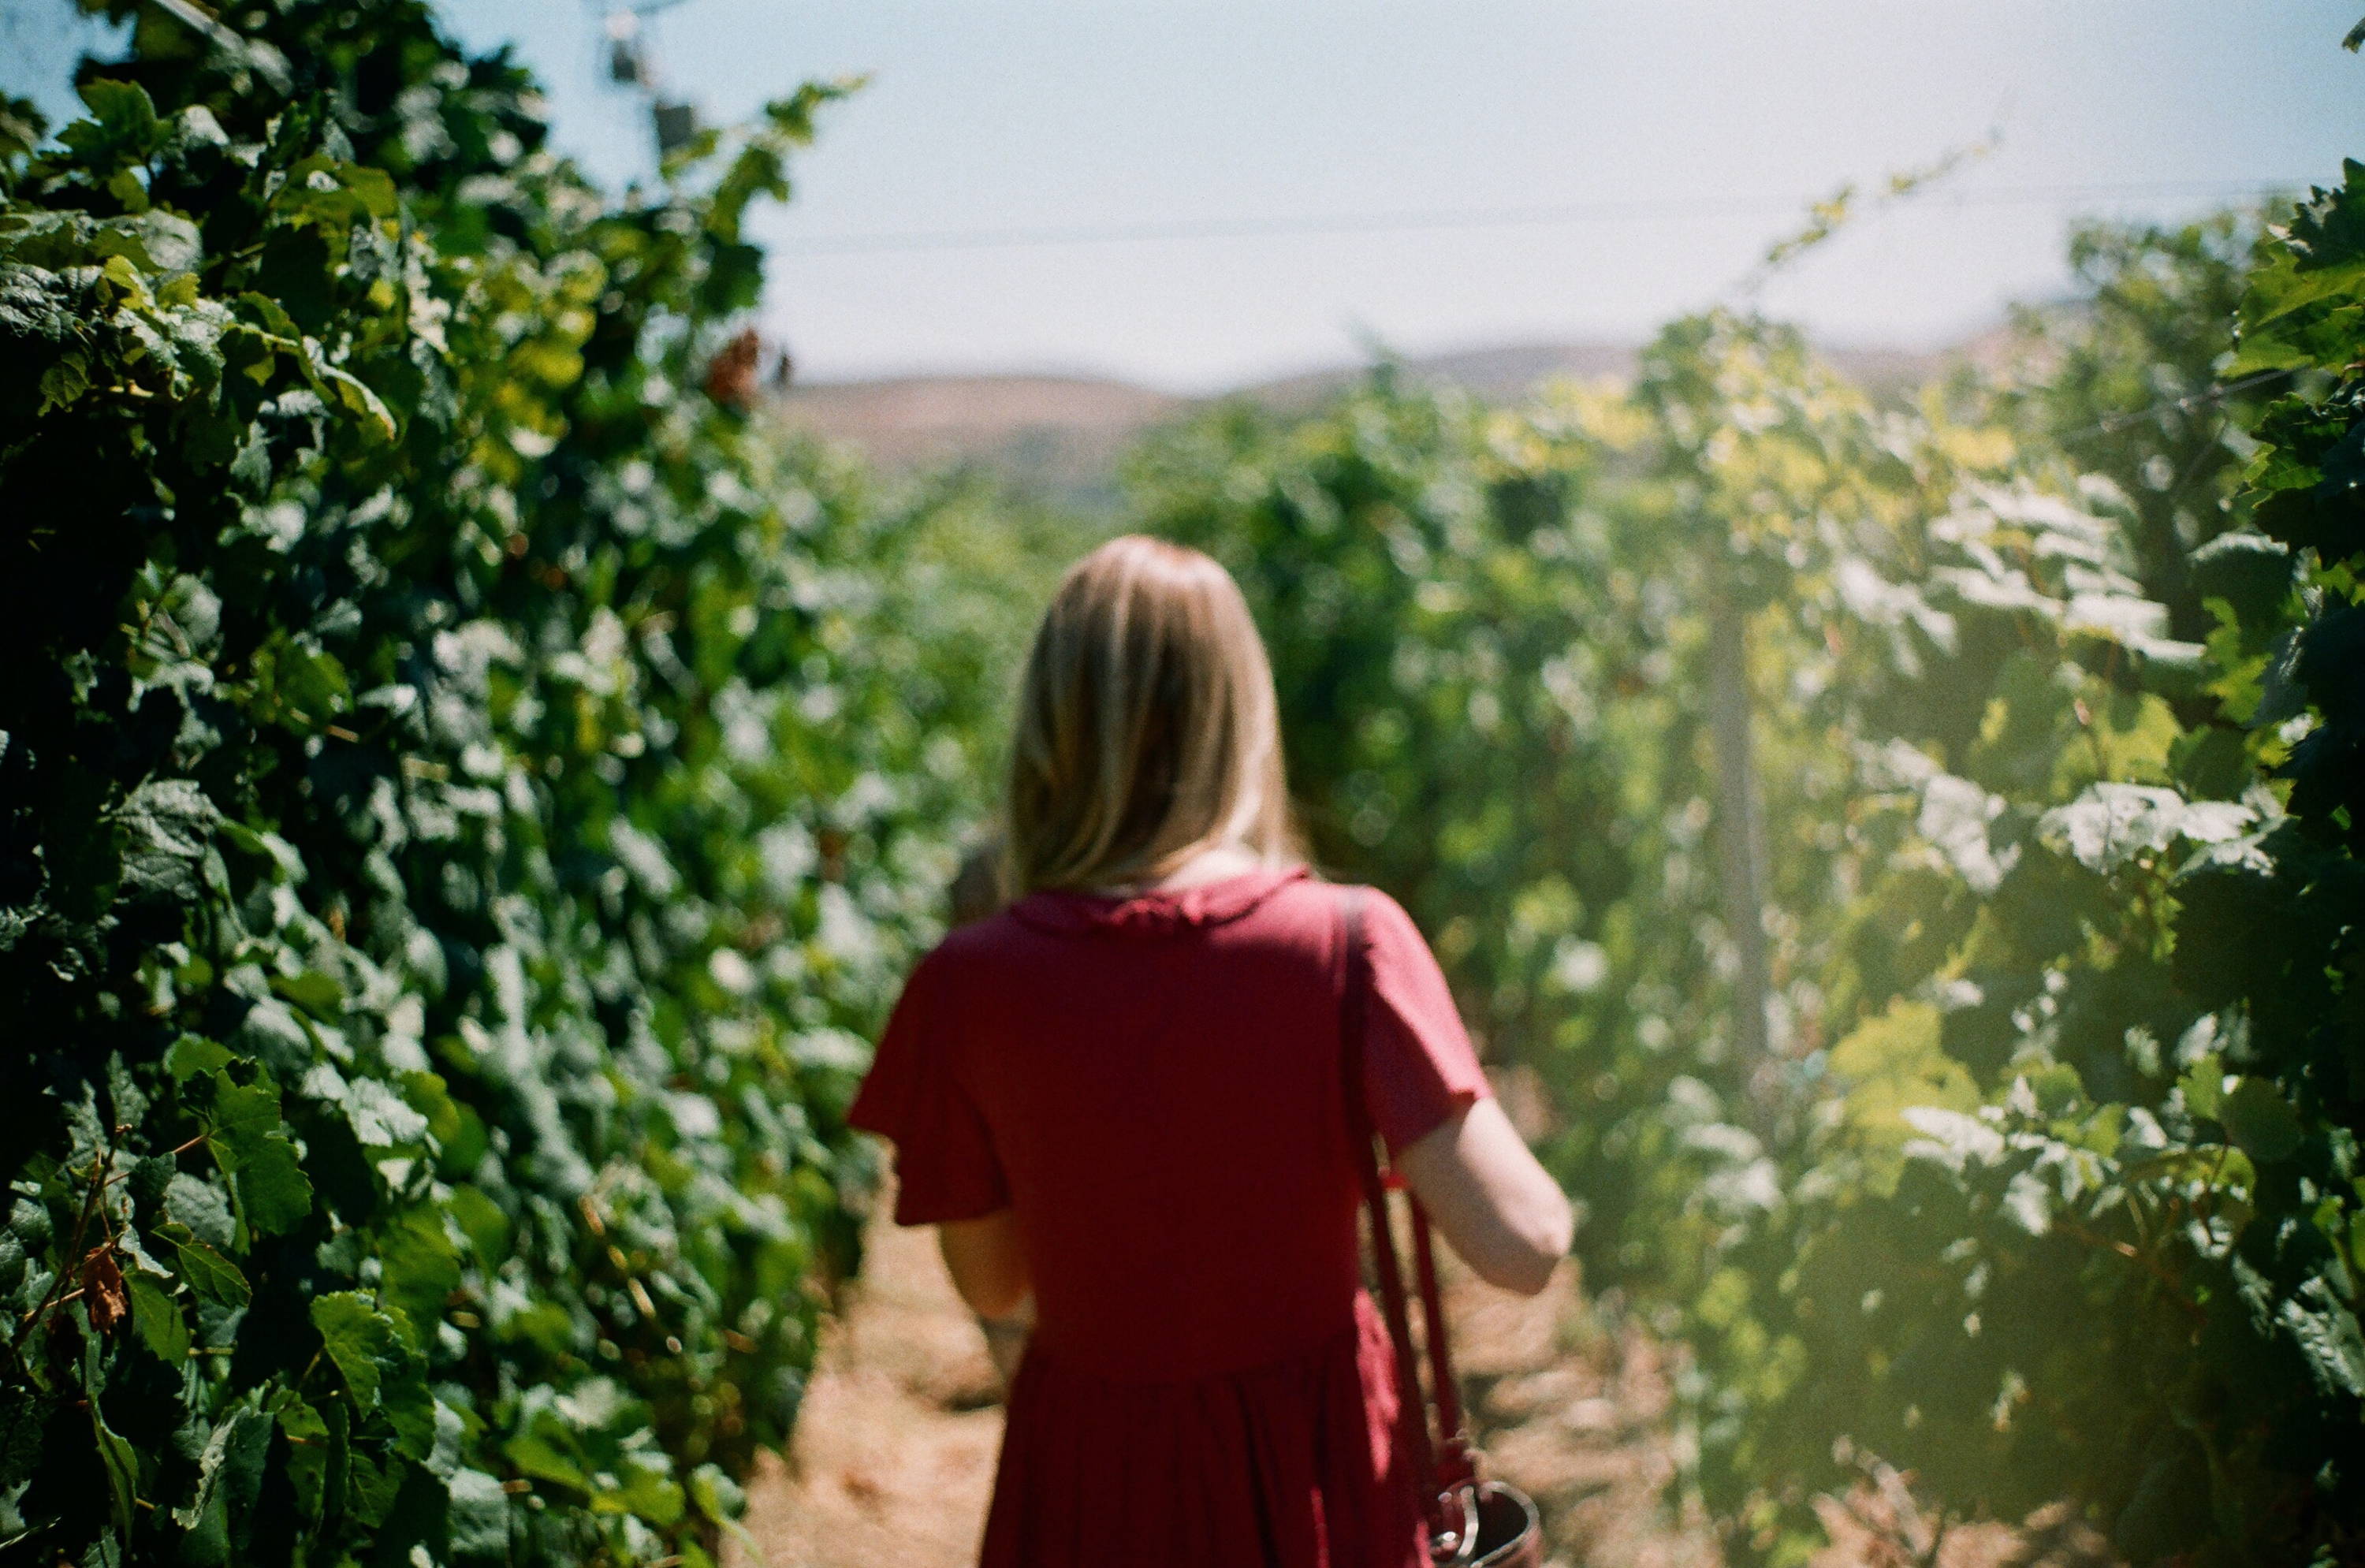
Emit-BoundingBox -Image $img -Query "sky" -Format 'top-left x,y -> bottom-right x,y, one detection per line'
6,2 -> 2360,392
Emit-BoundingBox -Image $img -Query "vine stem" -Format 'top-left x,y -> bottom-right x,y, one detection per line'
16,1140 -> 117,1335
99,1130 -> 210,1190
2060,1216 -> 2207,1328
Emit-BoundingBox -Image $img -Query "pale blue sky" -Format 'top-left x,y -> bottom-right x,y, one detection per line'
7,2 -> 2359,390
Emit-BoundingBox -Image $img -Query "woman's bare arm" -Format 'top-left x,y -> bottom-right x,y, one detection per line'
1395,1098 -> 1572,1296
938,1100 -> 1571,1311
939,1209 -> 1030,1319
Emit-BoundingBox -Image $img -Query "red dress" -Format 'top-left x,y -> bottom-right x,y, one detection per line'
847,866 -> 1491,1568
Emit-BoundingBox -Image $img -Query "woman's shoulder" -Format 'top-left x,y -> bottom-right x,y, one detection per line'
1264,878 -> 1449,988
1224,873 -> 1441,975
906,870 -> 1430,981
1261,873 -> 1417,928
914,907 -> 1039,977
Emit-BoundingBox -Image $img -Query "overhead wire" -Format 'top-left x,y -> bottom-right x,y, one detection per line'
2053,367 -> 2300,447
773,179 -> 2304,257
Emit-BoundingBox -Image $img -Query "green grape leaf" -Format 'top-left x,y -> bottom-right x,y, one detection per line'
172,1405 -> 269,1566
2281,1279 -> 2365,1399
276,1396 -> 332,1524
2177,1054 -> 2225,1121
444,1183 -> 511,1267
66,79 -> 163,166
378,1208 -> 461,1331
96,209 -> 201,274
83,1339 -> 139,1540
687,1461 -> 745,1524
345,1447 -> 406,1528
271,970 -> 345,1018
111,777 -> 218,902
445,1468 -> 513,1560
154,1223 -> 250,1308
600,1454 -> 685,1527
426,1398 -> 467,1480
310,1291 -> 404,1413
310,1292 -> 437,1456
126,1269 -> 190,1365
203,1071 -> 313,1236
2218,1077 -> 2304,1164
165,1036 -> 233,1082
2037,783 -> 2253,873
318,360 -> 396,440
503,1430 -> 590,1492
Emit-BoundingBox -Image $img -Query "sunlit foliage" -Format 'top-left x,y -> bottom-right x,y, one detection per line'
0,6 -> 994,1562
1134,177 -> 2364,1562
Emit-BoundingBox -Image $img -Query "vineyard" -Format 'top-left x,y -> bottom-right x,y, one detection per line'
2,4 -> 2359,1567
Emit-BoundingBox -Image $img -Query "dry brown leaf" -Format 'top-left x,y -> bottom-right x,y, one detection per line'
82,1247 -> 127,1335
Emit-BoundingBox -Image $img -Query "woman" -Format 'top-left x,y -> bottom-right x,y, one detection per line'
847,535 -> 1573,1567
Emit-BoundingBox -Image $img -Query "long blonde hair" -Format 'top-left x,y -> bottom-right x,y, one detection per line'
1005,535 -> 1296,894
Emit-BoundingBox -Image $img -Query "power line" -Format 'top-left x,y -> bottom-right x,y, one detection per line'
774,179 -> 2303,257
2054,367 -> 2298,447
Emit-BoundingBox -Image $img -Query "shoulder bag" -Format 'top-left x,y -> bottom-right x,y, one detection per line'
1338,889 -> 1544,1568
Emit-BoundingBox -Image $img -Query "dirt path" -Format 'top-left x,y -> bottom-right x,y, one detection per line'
732,1201 -> 2070,1568
732,1190 -> 1722,1568
732,1214 -> 1006,1567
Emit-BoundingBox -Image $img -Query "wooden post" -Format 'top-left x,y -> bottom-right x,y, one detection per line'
1708,599 -> 1771,1098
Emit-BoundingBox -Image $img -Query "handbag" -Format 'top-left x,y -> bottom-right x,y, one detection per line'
1338,889 -> 1544,1568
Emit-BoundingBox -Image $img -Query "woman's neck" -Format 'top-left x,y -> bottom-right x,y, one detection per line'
1093,843 -> 1261,897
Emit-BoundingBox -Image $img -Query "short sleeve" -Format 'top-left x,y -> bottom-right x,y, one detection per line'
1358,890 -> 1492,1154
847,949 -> 1011,1226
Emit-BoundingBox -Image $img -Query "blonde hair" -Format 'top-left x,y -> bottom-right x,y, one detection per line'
1005,535 -> 1295,894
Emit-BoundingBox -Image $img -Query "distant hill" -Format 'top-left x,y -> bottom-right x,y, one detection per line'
777,374 -> 1186,469
771,334 -> 2007,508
1246,342 -> 1645,408
1250,338 -> 1989,408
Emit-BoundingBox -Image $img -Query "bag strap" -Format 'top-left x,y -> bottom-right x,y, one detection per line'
1337,889 -> 1477,1542
1410,1197 -> 1473,1487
